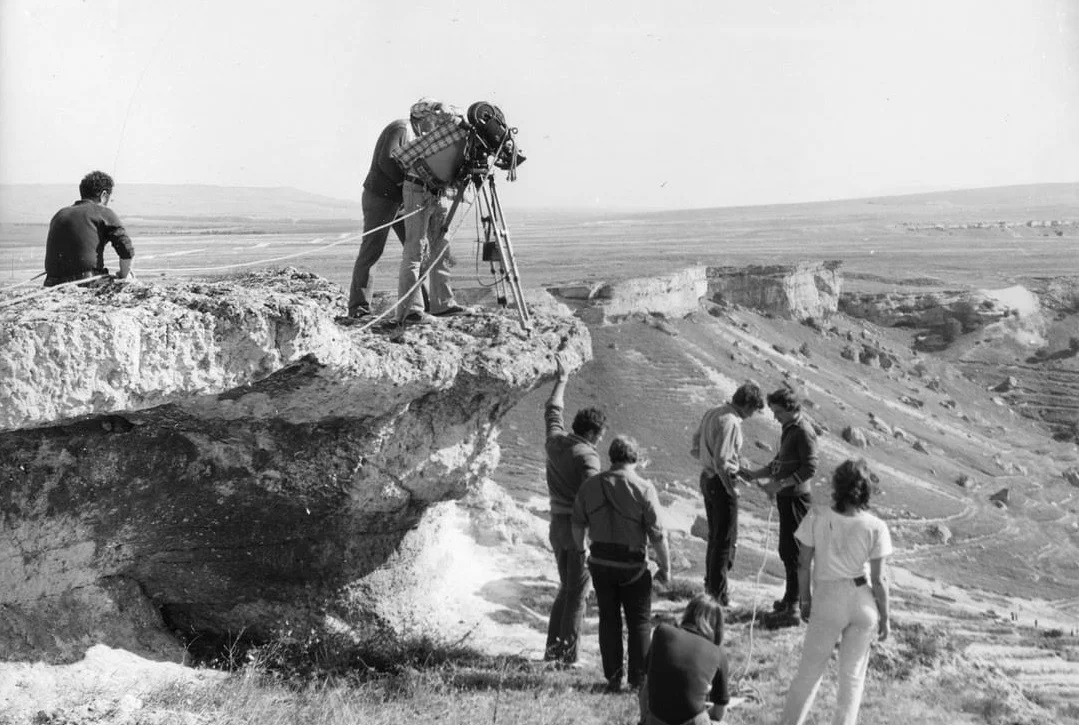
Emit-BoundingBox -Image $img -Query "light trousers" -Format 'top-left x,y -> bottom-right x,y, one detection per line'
780,579 -> 878,725
397,181 -> 455,319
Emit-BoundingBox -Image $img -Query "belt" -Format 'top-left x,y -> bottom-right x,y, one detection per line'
589,542 -> 646,564
853,575 -> 868,587
404,174 -> 445,193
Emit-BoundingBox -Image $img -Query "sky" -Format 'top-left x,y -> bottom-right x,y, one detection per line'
1,0 -> 1077,210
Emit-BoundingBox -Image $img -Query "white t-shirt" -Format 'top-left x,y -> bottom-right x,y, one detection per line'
794,506 -> 893,581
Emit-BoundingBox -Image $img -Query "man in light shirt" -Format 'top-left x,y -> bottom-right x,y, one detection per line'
690,380 -> 765,606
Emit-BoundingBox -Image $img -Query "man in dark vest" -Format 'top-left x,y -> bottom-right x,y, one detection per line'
345,99 -> 441,319
44,171 -> 134,286
746,387 -> 819,618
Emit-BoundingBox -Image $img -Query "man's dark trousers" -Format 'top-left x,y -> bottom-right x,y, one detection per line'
347,191 -> 407,315
545,514 -> 589,662
701,472 -> 737,604
588,561 -> 652,688
776,492 -> 811,604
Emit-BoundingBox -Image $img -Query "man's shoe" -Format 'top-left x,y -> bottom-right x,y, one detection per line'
604,678 -> 624,694
349,308 -> 371,319
401,312 -> 436,325
774,599 -> 798,614
431,305 -> 467,317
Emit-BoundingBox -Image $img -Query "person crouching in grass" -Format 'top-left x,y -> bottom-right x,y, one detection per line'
638,593 -> 730,724
779,459 -> 892,725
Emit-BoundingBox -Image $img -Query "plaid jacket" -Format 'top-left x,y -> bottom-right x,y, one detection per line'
391,116 -> 468,173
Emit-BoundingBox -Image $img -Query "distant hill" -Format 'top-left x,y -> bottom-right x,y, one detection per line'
638,182 -> 1079,223
2,181 -> 1075,227
0,184 -> 362,225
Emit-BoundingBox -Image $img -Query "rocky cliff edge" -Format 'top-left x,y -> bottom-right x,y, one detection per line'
0,269 -> 590,663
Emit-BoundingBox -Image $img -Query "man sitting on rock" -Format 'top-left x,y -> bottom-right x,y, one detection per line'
543,352 -> 605,666
44,171 -> 134,287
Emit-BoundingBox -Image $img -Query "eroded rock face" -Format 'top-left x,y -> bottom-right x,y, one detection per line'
839,286 -> 1038,335
548,263 -> 843,324
706,262 -> 842,320
548,268 -> 708,324
0,269 -> 590,663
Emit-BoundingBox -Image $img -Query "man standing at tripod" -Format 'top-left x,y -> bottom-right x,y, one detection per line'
345,99 -> 442,320
390,104 -> 468,324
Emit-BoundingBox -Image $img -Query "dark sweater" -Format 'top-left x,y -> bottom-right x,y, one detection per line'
363,119 -> 410,203
770,413 -> 818,497
645,623 -> 729,724
545,401 -> 601,515
45,200 -> 133,278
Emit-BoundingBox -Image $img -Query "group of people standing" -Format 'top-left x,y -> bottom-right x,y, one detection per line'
544,357 -> 893,725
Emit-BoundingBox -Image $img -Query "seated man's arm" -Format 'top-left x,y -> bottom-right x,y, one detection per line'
101,209 -> 134,278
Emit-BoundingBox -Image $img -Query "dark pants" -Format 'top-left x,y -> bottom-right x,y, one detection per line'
589,561 -> 653,688
701,472 -> 737,604
546,515 -> 590,662
347,191 -> 411,315
777,492 -> 811,604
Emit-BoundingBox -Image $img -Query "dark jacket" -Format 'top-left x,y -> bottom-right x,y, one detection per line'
769,413 -> 818,497
45,200 -> 133,279
645,623 -> 729,725
363,119 -> 410,203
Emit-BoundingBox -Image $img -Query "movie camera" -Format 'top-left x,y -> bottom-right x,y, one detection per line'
427,101 -> 530,330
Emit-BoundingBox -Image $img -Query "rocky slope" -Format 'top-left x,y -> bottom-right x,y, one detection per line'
0,269 -> 589,663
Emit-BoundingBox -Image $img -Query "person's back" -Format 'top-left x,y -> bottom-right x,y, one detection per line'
573,435 -> 670,692
546,428 -> 601,514
806,507 -> 889,582
542,354 -> 603,664
363,119 -> 410,203
44,172 -> 133,285
575,467 -> 662,559
646,623 -> 728,725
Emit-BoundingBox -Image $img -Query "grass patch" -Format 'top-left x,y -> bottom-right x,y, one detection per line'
20,617 -> 1072,725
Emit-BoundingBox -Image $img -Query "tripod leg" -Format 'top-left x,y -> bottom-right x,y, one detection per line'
485,178 -> 531,329
440,180 -> 469,239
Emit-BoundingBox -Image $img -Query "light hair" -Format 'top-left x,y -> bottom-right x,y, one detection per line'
681,593 -> 725,645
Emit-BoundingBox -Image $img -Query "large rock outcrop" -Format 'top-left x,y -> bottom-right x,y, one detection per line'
545,262 -> 843,324
839,286 -> 1037,333
0,270 -> 590,663
706,261 -> 842,320
548,268 -> 708,324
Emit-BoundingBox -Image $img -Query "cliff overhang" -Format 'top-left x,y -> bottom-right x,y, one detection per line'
0,269 -> 590,663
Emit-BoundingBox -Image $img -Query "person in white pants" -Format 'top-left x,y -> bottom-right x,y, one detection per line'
779,459 -> 892,725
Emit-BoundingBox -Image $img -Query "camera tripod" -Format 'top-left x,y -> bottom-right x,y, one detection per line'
441,168 -> 532,332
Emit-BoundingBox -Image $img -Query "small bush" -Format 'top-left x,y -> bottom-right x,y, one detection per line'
655,575 -> 702,602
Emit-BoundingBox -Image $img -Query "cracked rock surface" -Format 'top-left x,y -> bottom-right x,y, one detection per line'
0,269 -> 590,663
